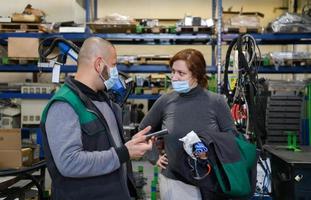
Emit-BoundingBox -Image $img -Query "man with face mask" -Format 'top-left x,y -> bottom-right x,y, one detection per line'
41,37 -> 153,200
99,58 -> 119,90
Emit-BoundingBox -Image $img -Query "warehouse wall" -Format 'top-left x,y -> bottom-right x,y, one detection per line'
0,0 -> 79,23
0,0 -> 297,25
98,0 -> 284,27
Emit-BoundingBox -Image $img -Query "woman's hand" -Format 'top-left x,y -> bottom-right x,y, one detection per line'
156,154 -> 168,169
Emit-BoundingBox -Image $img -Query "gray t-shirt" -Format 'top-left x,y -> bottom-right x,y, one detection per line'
139,86 -> 236,179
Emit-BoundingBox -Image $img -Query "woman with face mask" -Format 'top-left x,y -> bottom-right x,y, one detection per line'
139,49 -> 236,200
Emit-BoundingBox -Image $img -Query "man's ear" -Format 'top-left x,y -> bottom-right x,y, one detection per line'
94,58 -> 103,73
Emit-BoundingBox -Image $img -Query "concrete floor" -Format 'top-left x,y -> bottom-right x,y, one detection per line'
44,160 -> 156,199
132,160 -> 157,199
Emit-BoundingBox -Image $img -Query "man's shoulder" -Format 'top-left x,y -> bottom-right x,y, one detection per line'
45,101 -> 78,124
48,101 -> 75,114
53,84 -> 75,99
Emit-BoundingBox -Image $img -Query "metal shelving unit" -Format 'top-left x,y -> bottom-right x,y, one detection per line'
0,31 -> 213,99
216,0 -> 222,93
0,65 -> 77,73
0,64 -> 216,73
2,32 -> 309,44
117,64 -> 170,73
0,33 -> 212,45
128,94 -> 161,100
0,0 -> 310,99
0,92 -> 160,100
222,33 -> 311,44
2,64 -> 311,74
215,1 -> 311,93
0,92 -> 53,99
0,0 -> 218,99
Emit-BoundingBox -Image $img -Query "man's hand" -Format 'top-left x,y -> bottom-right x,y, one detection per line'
156,154 -> 168,169
125,126 -> 153,159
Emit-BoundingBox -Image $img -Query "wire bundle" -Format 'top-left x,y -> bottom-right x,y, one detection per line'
223,34 -> 262,146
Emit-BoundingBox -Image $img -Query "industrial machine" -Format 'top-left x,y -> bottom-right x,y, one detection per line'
264,145 -> 311,200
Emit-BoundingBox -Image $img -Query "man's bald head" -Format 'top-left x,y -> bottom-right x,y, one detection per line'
78,37 -> 115,67
74,37 -> 117,92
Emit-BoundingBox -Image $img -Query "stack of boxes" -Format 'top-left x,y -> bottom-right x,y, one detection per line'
0,129 -> 40,169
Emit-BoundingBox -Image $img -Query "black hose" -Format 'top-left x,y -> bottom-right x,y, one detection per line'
222,34 -> 263,149
223,37 -> 238,98
38,37 -> 80,63
118,71 -> 135,107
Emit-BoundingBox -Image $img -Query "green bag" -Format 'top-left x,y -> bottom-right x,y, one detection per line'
208,133 -> 257,197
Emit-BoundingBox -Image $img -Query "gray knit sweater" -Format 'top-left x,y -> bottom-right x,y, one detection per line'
139,86 -> 236,180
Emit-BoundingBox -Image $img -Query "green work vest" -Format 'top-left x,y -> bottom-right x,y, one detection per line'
40,83 -> 132,200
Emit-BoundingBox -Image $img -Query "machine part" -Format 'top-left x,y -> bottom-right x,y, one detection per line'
256,157 -> 271,195
286,131 -> 301,152
187,157 -> 212,180
21,83 -> 56,94
139,19 -> 159,27
0,106 -> 21,128
107,71 -> 134,107
0,100 -> 21,128
270,12 -> 311,33
268,51 -> 311,67
294,174 -> 303,182
231,102 -> 248,131
265,85 -> 304,146
302,3 -> 311,19
265,145 -> 311,200
38,37 -> 134,107
222,34 -> 262,147
38,36 -> 80,64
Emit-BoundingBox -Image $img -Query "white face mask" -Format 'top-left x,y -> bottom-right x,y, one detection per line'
99,60 -> 119,90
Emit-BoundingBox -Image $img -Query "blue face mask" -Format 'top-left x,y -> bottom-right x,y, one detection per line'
99,66 -> 119,90
172,80 -> 191,93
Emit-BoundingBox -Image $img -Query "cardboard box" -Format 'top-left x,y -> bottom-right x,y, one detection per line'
8,37 -> 39,58
0,129 -> 21,150
32,145 -> 40,164
0,148 -> 32,169
0,150 -> 22,169
12,13 -> 41,23
0,129 -> 33,169
222,10 -> 264,30
22,148 -> 33,167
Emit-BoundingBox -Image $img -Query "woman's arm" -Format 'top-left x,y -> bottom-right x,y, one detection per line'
139,95 -> 167,164
216,95 -> 236,133
139,95 -> 166,132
